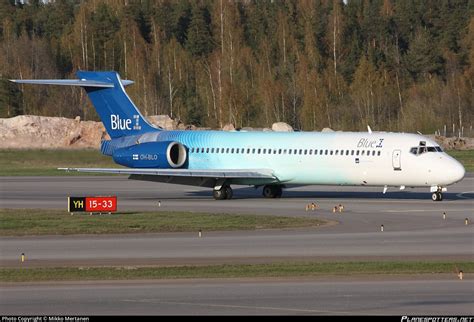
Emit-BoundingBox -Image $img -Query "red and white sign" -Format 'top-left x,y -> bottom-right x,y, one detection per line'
85,196 -> 117,212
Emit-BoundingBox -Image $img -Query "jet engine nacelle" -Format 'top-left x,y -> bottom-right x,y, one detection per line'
113,141 -> 187,168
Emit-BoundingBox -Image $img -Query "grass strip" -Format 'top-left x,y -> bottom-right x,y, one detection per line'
1,149 -> 472,176
1,262 -> 472,283
0,209 -> 325,236
0,149 -> 119,176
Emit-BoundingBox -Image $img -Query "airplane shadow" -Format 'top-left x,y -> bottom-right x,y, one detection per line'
131,187 -> 473,201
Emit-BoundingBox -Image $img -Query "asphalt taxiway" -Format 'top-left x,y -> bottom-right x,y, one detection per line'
1,175 -> 473,266
1,278 -> 473,315
0,175 -> 473,314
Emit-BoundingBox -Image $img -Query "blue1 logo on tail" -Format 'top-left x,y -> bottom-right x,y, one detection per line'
110,114 -> 141,131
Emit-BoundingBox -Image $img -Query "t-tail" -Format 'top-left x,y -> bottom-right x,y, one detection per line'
10,71 -> 159,138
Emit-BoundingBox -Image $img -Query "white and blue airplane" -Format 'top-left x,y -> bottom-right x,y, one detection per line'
12,71 -> 465,201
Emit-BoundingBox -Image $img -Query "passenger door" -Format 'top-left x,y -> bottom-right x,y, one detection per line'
392,149 -> 401,170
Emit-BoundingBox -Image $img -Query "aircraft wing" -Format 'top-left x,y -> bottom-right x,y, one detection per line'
58,167 -> 275,178
58,167 -> 277,188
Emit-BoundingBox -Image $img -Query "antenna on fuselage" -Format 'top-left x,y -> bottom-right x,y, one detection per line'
367,125 -> 372,134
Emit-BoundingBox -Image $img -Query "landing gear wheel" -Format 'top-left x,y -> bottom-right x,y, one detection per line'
213,186 -> 233,200
262,185 -> 275,198
224,186 -> 233,200
262,185 -> 283,198
213,188 -> 227,200
431,192 -> 443,201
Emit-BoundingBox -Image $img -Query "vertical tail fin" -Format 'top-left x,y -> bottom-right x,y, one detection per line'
76,71 -> 157,138
11,71 -> 159,138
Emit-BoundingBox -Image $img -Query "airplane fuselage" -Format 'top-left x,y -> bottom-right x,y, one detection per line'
104,130 -> 465,189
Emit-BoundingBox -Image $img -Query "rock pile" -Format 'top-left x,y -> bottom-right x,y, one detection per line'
429,135 -> 474,151
271,122 -> 294,132
0,115 -> 108,149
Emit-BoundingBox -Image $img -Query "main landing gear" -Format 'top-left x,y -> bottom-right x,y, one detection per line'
213,184 -> 284,200
213,185 -> 233,200
262,185 -> 283,198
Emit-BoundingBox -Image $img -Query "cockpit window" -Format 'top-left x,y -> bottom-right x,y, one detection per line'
410,142 -> 443,155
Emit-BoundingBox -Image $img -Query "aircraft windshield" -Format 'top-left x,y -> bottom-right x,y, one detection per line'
410,141 -> 443,155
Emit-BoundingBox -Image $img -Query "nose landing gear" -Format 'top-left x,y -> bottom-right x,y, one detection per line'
431,192 -> 443,201
431,186 -> 446,201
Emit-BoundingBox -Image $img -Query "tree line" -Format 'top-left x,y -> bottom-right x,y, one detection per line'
0,0 -> 472,135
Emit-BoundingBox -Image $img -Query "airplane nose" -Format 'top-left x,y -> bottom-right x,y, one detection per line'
450,161 -> 465,183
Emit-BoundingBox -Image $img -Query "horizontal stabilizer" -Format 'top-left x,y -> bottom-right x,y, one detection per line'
10,79 -> 134,87
11,70 -> 156,139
